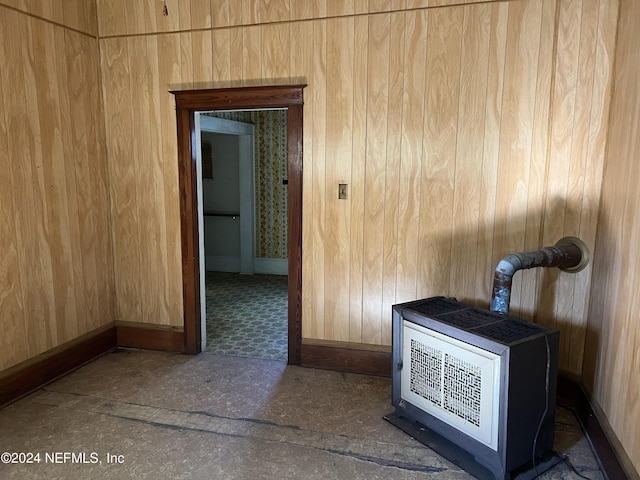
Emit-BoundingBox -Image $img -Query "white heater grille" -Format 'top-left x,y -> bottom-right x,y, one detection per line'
402,321 -> 501,449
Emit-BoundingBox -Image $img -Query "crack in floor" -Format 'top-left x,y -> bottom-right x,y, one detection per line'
29,390 -> 458,474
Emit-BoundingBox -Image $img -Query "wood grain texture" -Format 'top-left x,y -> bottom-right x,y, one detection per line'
301,339 -> 391,377
449,4 -> 490,305
419,7 -> 462,299
0,11 -> 27,370
116,323 -> 184,352
191,0 -> 212,29
585,0 -> 639,476
324,17 -> 354,342
475,1 -> 507,310
0,0 -> 97,36
380,11 -> 406,346
0,326 -> 116,408
96,0 -> 618,377
492,0 -> 542,319
395,9 -> 427,307
307,19 -> 327,341
2,0 -> 636,472
362,13 -> 388,345
0,8 -> 114,371
349,15 -> 368,344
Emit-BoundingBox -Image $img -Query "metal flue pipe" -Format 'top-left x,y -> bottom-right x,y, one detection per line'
489,236 -> 589,315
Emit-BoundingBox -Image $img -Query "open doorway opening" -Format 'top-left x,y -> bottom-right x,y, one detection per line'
172,85 -> 305,365
196,110 -> 289,361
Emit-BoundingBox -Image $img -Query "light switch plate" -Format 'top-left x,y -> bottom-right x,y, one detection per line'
338,183 -> 348,199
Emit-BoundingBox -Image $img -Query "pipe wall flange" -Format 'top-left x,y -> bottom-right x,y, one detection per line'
555,236 -> 589,273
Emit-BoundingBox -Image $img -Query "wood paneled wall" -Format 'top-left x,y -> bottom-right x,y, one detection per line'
0,4 -> 113,371
98,0 -> 617,376
585,0 -> 640,475
0,0 -> 98,35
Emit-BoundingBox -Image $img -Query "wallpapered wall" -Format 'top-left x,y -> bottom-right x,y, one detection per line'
204,110 -> 288,260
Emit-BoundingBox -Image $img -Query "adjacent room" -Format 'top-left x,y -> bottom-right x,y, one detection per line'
1,0 -> 639,479
199,110 -> 289,361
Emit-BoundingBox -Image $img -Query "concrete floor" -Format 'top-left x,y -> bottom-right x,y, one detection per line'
0,349 -> 604,479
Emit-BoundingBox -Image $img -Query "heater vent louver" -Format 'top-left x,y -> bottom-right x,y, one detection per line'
409,338 -> 483,428
402,321 -> 500,449
443,353 -> 482,427
409,339 -> 443,407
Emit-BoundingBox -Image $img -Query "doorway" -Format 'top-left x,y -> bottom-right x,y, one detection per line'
197,111 -> 289,360
172,85 -> 305,364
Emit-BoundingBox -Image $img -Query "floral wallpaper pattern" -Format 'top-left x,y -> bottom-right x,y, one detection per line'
204,110 -> 288,260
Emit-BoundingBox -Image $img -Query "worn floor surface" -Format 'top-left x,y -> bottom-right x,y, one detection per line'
0,350 -> 604,479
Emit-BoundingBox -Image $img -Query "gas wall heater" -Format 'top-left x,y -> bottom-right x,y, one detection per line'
385,296 -> 561,480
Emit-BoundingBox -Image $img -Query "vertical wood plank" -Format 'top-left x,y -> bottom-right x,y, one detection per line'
581,0 -> 618,391
66,31 -> 102,333
192,30 -> 214,89
242,26 -> 262,86
88,33 -> 116,332
419,6 -> 462,298
291,0 -> 323,20
29,21 -> 72,345
348,15 -> 368,343
227,0 -> 244,26
475,2 -> 508,308
229,27 -> 243,84
22,14 -> 58,353
101,37 -> 142,324
536,2 -> 584,370
241,0 -> 260,24
49,24 -> 83,342
211,0 -> 229,27
180,32 -> 194,90
260,0 -> 290,23
261,23 -> 290,81
362,13 -> 390,345
191,0 -> 212,29
125,1 -> 147,34
381,11 -> 405,346
97,0 -> 128,37
327,0 -> 354,16
179,0 -> 193,31
324,16 -> 354,341
212,28 -> 231,86
563,0 -> 600,373
145,35 -> 171,326
396,9 -> 427,304
307,19 -> 327,340
492,0 -> 542,317
128,36 -> 160,326
449,4 -> 490,304
0,11 -> 27,370
519,0 -> 556,322
63,28 -> 89,339
157,33 -> 184,326
156,0 -> 181,33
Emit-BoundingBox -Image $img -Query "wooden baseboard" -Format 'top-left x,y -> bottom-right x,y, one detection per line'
116,322 -> 185,352
557,376 -> 633,480
300,339 -> 392,377
0,326 -> 117,408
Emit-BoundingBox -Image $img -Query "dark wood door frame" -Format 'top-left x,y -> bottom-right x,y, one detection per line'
172,84 -> 306,364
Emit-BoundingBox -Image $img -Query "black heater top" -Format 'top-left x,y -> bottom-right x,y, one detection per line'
403,296 -> 550,346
